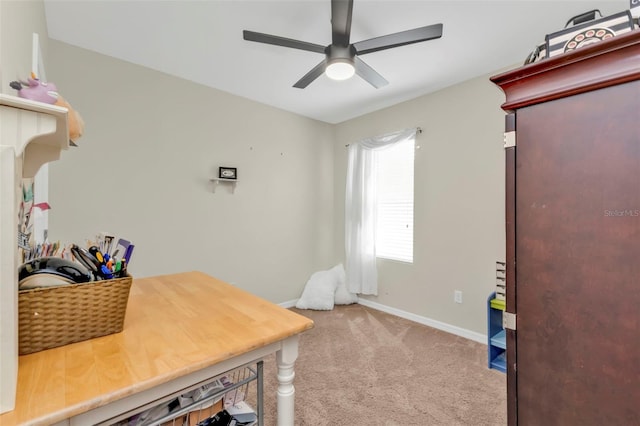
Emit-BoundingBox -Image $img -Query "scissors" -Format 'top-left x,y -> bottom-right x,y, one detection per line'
70,244 -> 113,280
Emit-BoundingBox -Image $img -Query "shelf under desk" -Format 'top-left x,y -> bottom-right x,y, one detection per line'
0,271 -> 314,426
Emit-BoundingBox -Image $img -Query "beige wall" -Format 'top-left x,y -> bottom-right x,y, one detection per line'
14,7 -> 509,334
334,75 -> 507,334
46,41 -> 335,304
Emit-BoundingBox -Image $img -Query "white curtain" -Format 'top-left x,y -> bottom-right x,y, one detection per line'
345,128 -> 417,295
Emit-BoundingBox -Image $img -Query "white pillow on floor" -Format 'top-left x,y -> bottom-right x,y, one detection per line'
295,267 -> 339,310
332,264 -> 358,305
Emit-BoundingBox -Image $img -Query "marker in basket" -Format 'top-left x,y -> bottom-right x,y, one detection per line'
119,259 -> 127,278
101,264 -> 113,280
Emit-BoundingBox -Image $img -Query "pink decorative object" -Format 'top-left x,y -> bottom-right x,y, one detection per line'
9,73 -> 85,145
9,75 -> 58,104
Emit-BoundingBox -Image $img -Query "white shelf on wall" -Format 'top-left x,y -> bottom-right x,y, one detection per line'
210,178 -> 238,193
0,94 -> 69,177
0,94 -> 69,414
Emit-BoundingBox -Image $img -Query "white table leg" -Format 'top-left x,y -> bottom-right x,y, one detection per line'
276,335 -> 299,426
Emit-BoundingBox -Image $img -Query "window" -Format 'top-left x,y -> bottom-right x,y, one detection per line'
374,136 -> 415,262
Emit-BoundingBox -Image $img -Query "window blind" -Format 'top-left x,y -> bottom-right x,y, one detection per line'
374,137 -> 415,263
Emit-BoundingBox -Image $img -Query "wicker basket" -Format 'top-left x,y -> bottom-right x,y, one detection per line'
18,275 -> 133,355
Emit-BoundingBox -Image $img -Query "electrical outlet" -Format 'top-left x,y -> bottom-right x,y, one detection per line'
454,290 -> 463,304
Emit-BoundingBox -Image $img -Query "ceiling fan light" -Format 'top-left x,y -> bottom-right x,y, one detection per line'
325,60 -> 355,81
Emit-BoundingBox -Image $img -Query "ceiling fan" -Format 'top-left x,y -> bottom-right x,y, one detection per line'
243,0 -> 443,89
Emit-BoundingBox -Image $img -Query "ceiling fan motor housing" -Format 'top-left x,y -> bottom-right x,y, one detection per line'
326,44 -> 356,64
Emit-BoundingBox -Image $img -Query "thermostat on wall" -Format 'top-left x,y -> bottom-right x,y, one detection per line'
219,167 -> 237,180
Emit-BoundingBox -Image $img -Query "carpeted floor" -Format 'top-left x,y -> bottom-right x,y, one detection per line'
258,304 -> 506,426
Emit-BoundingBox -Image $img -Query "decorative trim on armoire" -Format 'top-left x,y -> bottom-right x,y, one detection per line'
0,94 -> 68,413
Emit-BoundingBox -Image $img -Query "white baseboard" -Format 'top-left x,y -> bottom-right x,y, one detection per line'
281,297 -> 486,344
356,298 -> 487,345
279,299 -> 298,309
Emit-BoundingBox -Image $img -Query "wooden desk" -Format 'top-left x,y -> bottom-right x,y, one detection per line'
0,271 -> 314,426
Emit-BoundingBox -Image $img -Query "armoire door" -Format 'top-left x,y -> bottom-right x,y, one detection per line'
514,80 -> 640,425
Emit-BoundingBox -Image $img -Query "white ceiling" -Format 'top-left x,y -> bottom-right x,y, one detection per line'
43,0 -> 629,124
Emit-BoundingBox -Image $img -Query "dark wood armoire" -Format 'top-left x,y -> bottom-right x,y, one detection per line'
491,31 -> 640,425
